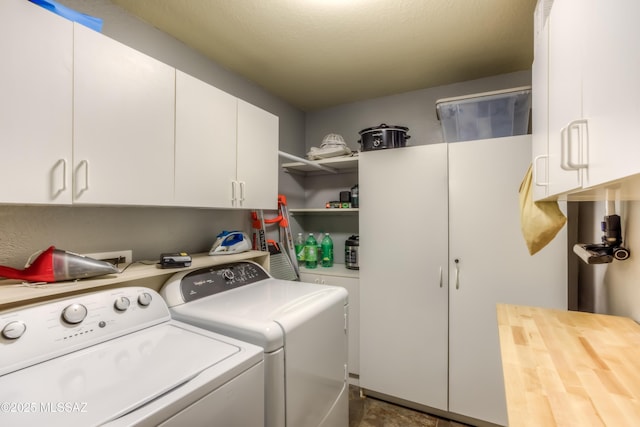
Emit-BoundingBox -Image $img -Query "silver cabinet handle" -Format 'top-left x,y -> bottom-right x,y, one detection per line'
439,266 -> 443,288
454,259 -> 460,290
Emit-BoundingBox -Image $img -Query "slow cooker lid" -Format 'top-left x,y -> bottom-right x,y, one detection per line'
359,123 -> 409,135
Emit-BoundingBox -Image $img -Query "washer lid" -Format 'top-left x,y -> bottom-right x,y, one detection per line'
0,323 -> 242,427
170,279 -> 347,352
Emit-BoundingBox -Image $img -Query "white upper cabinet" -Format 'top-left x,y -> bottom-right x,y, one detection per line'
535,0 -> 640,200
174,74 -> 278,210
545,0 -> 584,197
174,71 -> 238,208
581,0 -> 640,188
73,23 -> 176,206
0,0 -> 73,204
2,1 -> 278,208
236,100 -> 279,210
531,13 -> 549,201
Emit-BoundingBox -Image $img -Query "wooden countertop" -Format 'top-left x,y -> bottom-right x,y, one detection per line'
497,304 -> 640,426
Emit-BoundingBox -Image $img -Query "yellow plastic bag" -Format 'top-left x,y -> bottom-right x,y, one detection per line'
518,164 -> 567,255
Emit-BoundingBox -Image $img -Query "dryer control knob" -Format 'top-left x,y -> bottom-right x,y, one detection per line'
223,269 -> 235,281
138,292 -> 152,307
62,303 -> 88,324
114,296 -> 131,312
2,321 -> 26,340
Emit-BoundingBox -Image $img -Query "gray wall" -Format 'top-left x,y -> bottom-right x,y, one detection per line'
293,70 -> 532,263
577,201 -> 640,321
0,0 -> 305,267
305,71 -> 532,152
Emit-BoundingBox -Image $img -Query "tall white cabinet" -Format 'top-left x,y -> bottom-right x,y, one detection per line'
360,144 -> 449,411
360,136 -> 567,426
0,0 -> 73,204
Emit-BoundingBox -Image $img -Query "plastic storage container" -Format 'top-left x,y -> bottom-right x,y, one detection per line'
436,86 -> 531,142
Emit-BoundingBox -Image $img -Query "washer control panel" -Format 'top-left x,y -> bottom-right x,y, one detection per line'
0,287 -> 170,377
178,262 -> 270,303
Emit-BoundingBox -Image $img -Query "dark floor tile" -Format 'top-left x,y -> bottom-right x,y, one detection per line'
349,386 -> 470,427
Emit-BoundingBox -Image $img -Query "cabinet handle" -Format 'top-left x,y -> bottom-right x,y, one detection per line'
560,119 -> 588,170
231,181 -> 237,206
566,119 -> 588,169
533,154 -> 548,187
560,126 -> 571,171
239,181 -> 246,204
454,259 -> 460,290
60,159 -> 67,192
52,159 -> 67,196
76,160 -> 89,196
439,266 -> 443,288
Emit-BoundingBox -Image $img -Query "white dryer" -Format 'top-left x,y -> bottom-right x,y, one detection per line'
0,287 -> 264,427
161,261 -> 349,427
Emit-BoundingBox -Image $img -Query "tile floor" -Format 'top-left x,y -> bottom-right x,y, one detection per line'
349,386 -> 471,427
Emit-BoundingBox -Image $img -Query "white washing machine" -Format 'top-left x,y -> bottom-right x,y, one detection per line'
160,261 -> 349,427
0,287 -> 264,427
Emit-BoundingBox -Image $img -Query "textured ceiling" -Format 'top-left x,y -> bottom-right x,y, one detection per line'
112,0 -> 536,111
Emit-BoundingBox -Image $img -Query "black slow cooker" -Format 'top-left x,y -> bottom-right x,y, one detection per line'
358,124 -> 410,151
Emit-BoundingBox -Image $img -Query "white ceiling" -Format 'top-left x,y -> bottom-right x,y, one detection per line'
112,0 -> 536,111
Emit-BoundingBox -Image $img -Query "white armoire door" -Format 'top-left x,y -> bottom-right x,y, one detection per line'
447,135 -> 567,425
359,144 -> 449,411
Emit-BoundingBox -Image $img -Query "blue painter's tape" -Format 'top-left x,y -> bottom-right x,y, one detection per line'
29,0 -> 103,32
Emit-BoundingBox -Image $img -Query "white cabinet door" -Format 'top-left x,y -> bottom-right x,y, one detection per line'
448,136 -> 567,425
546,0 -> 585,196
582,0 -> 640,188
73,24 -> 175,206
0,0 -> 72,204
175,71 -> 237,208
359,145 -> 449,412
236,100 -> 278,210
